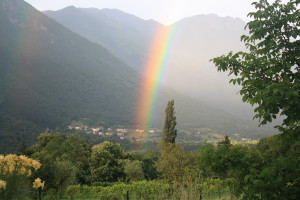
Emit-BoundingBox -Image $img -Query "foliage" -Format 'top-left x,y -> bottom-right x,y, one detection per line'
124,160 -> 144,182
211,0 -> 300,133
53,160 -> 77,197
209,1 -> 300,197
218,135 -> 231,146
156,143 -> 199,183
65,180 -> 171,199
200,178 -> 234,199
0,115 -> 40,154
90,141 -> 129,182
254,135 -> 300,199
30,133 -> 91,190
75,132 -> 135,152
163,100 -> 177,144
62,180 -> 233,200
141,151 -> 159,180
198,134 -> 300,200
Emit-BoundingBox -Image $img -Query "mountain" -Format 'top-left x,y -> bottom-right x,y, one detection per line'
0,0 -> 275,152
0,0 -> 143,127
0,0 -> 142,152
88,8 -> 161,38
44,7 -> 254,118
44,6 -> 163,73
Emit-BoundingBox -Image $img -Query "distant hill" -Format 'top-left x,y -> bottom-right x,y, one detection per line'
44,7 -> 254,119
0,0 -> 143,127
44,6 -> 162,73
0,0 -> 276,152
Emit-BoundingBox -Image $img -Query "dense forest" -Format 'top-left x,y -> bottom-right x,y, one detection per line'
0,0 -> 299,199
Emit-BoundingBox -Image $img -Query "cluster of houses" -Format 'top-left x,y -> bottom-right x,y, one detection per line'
68,124 -> 162,142
68,125 -> 131,139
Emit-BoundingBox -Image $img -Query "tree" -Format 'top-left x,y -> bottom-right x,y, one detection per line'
17,141 -> 28,156
124,160 -> 145,182
156,144 -> 198,183
53,160 -> 77,198
211,0 -> 300,134
158,101 -> 199,183
90,141 -> 128,182
30,133 -> 91,189
218,135 -> 231,146
198,134 -> 300,200
163,100 -> 177,144
142,151 -> 159,180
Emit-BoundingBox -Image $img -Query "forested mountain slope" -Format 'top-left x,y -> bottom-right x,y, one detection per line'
0,0 -> 141,152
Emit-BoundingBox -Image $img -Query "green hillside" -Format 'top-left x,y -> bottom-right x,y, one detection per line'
0,0 -> 143,125
0,0 -> 142,151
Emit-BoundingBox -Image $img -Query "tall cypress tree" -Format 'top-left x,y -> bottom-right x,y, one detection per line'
162,100 -> 177,144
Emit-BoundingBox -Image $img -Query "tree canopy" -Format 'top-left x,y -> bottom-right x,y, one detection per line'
211,0 -> 300,134
198,135 -> 300,200
29,133 -> 91,192
90,141 -> 130,183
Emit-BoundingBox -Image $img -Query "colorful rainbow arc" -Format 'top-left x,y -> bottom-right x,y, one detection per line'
135,24 -> 178,129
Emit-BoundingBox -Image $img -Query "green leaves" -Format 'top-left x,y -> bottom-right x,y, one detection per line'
157,144 -> 198,183
91,141 -> 129,183
198,134 -> 300,200
211,0 -> 300,133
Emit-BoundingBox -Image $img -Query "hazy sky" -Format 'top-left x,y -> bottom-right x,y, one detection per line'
25,0 -> 256,25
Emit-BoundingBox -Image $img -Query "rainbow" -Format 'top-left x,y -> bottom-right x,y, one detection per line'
135,24 -> 178,129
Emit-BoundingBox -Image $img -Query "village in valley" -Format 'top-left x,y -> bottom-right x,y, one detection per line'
67,123 -> 258,145
68,124 -> 162,142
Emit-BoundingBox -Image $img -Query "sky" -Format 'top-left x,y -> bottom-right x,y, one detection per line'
24,0 -> 256,25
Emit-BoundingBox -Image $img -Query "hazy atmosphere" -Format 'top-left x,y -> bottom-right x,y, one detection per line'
25,0 -> 255,24
1,0 -> 299,199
